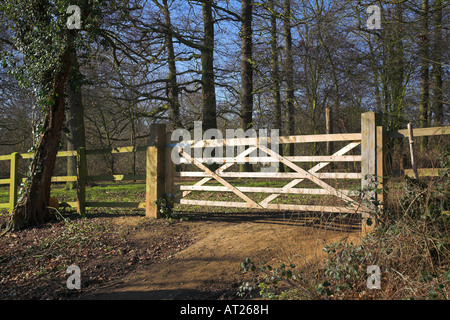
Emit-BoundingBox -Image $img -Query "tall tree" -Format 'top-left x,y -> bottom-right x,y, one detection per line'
431,0 -> 444,126
240,0 -> 253,171
240,0 -> 253,132
373,1 -> 407,132
162,0 -> 182,130
268,0 -> 281,134
419,0 -> 430,150
268,0 -> 284,172
267,0 -> 284,172
283,0 -> 295,160
315,2 -> 337,155
201,0 -> 217,131
391,2 -> 406,130
65,42 -> 86,190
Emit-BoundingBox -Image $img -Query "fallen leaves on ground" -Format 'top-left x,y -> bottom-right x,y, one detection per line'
0,213 -> 192,300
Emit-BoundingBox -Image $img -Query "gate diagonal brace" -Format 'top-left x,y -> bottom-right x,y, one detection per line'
177,148 -> 262,209
257,143 -> 361,211
181,147 -> 257,197
259,141 -> 361,207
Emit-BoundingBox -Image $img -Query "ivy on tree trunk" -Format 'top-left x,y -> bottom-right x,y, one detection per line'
9,50 -> 72,230
0,0 -> 102,231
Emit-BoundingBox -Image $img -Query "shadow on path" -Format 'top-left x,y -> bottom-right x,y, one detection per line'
179,210 -> 361,232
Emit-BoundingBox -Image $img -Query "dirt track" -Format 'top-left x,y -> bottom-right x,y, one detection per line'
82,211 -> 363,300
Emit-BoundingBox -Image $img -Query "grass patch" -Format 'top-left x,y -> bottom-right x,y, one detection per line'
0,177 -> 363,217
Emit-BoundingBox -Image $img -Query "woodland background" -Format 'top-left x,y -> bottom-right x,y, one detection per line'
0,0 -> 448,177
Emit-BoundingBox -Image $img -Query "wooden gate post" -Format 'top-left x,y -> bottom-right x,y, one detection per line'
361,112 -> 383,227
76,147 -> 87,215
9,152 -> 19,213
146,124 -> 166,218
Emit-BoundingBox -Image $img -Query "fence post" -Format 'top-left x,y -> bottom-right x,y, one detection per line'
407,123 -> 419,180
9,152 -> 19,213
361,111 -> 383,227
76,147 -> 87,215
146,124 -> 166,218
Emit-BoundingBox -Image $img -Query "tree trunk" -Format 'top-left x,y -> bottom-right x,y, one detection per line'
129,105 -> 136,176
432,0 -> 444,126
162,0 -> 182,131
65,45 -> 86,190
269,0 -> 283,172
317,30 -> 336,156
325,107 -> 332,154
419,0 -> 430,151
8,50 -> 72,230
283,0 -> 295,168
201,0 -> 217,131
392,2 -> 405,130
240,0 -> 253,172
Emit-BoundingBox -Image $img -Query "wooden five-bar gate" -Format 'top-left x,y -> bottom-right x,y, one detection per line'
0,112 -> 448,229
169,129 -> 362,213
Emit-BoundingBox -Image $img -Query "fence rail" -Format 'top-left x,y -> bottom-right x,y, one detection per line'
387,125 -> 449,178
0,146 -> 148,214
387,126 -> 450,139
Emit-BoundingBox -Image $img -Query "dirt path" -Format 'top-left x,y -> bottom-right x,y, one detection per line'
82,211 -> 362,300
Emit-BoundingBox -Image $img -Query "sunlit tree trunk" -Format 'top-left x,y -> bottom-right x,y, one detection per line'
269,0 -> 284,172
283,0 -> 295,165
240,0 -> 253,172
201,0 -> 217,131
162,0 -> 182,131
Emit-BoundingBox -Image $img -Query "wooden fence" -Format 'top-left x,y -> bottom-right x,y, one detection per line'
387,125 -> 450,178
0,146 -> 148,214
0,112 -> 448,227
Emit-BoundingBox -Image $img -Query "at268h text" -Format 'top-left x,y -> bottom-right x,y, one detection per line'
180,304 -> 269,317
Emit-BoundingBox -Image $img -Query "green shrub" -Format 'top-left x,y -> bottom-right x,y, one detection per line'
238,149 -> 449,300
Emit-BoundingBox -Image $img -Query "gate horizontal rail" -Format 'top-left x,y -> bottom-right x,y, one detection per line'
174,172 -> 362,179
176,185 -> 359,195
176,155 -> 361,164
167,133 -> 362,148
